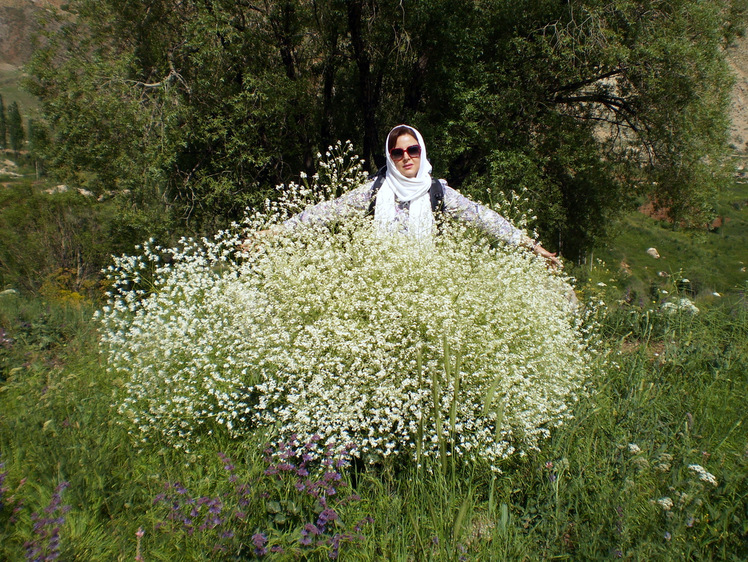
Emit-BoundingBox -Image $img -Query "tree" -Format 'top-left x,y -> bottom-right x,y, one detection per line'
27,118 -> 50,178
422,0 -> 746,255
27,1 -> 332,232
26,0 -> 747,256
6,101 -> 24,152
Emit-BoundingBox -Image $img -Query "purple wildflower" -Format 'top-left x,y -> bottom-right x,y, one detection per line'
252,532 -> 268,556
304,522 -> 321,535
317,508 -> 339,529
217,452 -> 235,472
24,482 -> 70,562
354,516 -> 373,532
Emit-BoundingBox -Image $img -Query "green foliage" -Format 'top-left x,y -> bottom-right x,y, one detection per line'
25,0 -> 323,231
1,281 -> 747,559
0,182 -> 157,295
426,0 -> 745,257
6,101 -> 23,152
26,118 -> 48,154
0,94 -> 6,149
24,0 -> 746,252
0,292 -> 96,382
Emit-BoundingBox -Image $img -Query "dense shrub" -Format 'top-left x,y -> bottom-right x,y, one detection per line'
0,183 -> 158,297
100,149 -> 596,470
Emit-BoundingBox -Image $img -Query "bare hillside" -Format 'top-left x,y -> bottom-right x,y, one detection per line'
0,0 -> 64,67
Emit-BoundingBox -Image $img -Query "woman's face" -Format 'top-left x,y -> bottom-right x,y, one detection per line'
392,133 -> 421,178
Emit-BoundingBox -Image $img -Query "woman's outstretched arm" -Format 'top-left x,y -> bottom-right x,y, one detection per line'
442,183 -> 562,268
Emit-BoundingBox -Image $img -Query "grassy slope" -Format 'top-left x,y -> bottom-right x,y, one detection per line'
0,64 -> 40,125
585,179 -> 748,300
0,16 -> 745,559
0,209 -> 746,560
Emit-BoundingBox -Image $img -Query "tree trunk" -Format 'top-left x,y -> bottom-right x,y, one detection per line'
347,0 -> 379,170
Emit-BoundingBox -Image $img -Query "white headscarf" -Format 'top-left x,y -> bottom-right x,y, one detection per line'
374,125 -> 435,238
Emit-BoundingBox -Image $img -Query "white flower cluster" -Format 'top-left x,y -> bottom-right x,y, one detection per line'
661,297 -> 700,315
688,464 -> 718,487
483,185 -> 538,238
97,231 -> 254,447
244,140 -> 369,232
99,145 -> 596,469
628,443 -> 642,454
100,224 -> 593,468
655,497 -> 674,511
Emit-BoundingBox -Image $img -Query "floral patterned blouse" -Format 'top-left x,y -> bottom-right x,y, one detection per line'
285,180 -> 527,245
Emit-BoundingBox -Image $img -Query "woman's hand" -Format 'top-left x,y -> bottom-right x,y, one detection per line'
523,236 -> 562,270
239,226 -> 282,253
534,244 -> 563,270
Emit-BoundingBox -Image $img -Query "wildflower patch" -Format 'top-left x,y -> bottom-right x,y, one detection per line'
99,145 -> 597,470
100,220 -> 593,470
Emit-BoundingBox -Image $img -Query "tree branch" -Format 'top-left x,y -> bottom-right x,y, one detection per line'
127,54 -> 191,94
551,67 -> 627,95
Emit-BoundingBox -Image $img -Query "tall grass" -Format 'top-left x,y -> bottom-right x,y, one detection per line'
1,288 -> 746,560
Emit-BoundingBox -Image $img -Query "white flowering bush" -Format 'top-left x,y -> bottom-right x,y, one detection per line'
661,297 -> 700,315
244,140 -> 369,230
99,145 -> 597,470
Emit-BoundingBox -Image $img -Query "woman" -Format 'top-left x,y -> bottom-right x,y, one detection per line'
283,124 -> 561,267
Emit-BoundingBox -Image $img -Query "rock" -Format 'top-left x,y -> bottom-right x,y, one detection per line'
44,184 -> 68,194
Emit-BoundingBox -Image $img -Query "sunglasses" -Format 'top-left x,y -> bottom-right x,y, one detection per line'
390,144 -> 421,161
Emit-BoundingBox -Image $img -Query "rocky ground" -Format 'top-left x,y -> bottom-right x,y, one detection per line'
728,33 -> 748,152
